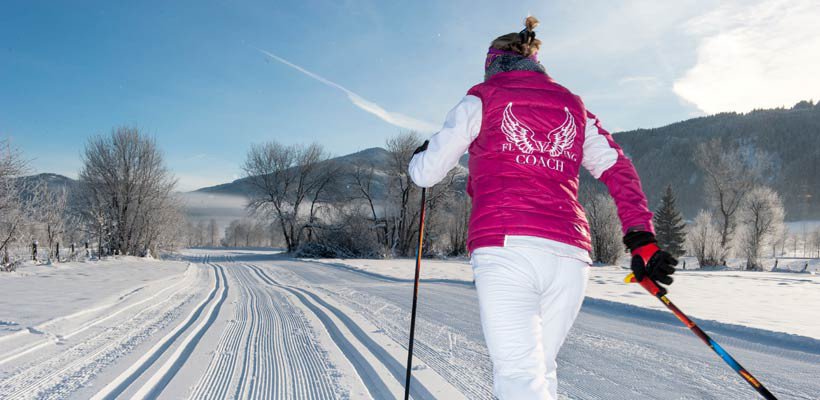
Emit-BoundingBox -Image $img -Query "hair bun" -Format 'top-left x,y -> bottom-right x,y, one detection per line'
524,16 -> 539,32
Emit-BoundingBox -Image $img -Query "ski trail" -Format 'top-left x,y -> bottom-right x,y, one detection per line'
129,265 -> 229,398
314,280 -> 493,399
90,263 -> 222,400
249,264 -> 446,400
188,277 -> 245,399
187,263 -> 343,399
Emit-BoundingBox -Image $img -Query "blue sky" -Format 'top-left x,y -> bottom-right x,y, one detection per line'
2,0 -> 817,190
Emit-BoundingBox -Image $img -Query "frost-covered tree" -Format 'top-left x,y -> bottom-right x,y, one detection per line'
349,159 -> 389,252
382,131 -> 459,257
0,140 -> 27,267
79,127 -> 182,256
687,210 -> 722,267
653,185 -> 686,258
384,132 -> 424,257
737,186 -> 785,270
243,141 -> 333,252
695,139 -> 769,261
207,219 -> 219,247
32,183 -> 69,262
222,218 -> 272,248
582,191 -> 622,265
811,229 -> 820,259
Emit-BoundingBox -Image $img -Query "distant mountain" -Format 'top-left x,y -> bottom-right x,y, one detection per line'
14,173 -> 78,200
195,101 -> 820,221
16,173 -> 77,191
195,147 -> 396,198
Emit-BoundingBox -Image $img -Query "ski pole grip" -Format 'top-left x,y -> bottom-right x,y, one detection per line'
624,273 -> 664,297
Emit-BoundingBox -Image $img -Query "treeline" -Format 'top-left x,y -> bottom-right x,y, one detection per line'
183,218 -> 282,248
0,128 -> 186,270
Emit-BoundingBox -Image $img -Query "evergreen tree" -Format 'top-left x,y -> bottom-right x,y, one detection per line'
654,185 -> 687,257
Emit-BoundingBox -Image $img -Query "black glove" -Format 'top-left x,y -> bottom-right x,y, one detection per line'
413,140 -> 429,155
623,231 -> 677,295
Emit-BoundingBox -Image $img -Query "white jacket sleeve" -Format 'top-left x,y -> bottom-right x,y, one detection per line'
580,116 -> 618,179
408,95 -> 482,188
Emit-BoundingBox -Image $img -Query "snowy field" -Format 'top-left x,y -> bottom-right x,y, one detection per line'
311,256 -> 820,339
0,249 -> 817,399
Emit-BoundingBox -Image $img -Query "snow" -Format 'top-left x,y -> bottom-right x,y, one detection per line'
0,256 -> 191,338
1,249 -> 817,399
308,257 -> 820,339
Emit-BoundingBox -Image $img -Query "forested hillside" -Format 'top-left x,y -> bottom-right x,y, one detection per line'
600,100 -> 820,219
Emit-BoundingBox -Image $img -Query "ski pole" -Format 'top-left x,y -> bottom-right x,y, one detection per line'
624,273 -> 778,400
404,187 -> 427,400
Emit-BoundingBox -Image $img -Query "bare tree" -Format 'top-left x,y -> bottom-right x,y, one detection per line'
445,194 -> 471,256
243,141 -> 331,252
141,195 -> 187,256
195,220 -> 207,246
695,139 -> 769,261
582,190 -> 622,264
737,186 -> 785,270
811,228 -> 820,259
383,132 -> 422,257
687,210 -> 722,267
221,218 -> 271,248
349,159 -> 389,250
0,139 -> 27,267
79,127 -> 181,257
223,220 -> 242,247
207,219 -> 219,247
303,162 -> 339,243
32,183 -> 69,262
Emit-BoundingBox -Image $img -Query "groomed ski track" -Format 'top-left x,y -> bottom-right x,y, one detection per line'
0,249 -> 818,399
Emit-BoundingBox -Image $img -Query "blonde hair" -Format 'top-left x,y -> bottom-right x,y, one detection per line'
490,16 -> 541,57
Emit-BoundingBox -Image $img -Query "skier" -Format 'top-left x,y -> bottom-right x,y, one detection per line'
408,16 -> 677,400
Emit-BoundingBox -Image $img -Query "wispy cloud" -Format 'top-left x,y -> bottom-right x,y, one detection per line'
673,0 -> 820,114
256,47 -> 439,133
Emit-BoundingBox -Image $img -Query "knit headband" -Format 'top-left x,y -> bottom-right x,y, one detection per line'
484,47 -> 538,70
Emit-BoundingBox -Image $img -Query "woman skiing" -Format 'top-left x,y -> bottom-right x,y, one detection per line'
408,16 -> 677,400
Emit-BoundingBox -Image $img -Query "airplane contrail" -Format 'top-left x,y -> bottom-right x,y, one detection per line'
256,47 -> 439,133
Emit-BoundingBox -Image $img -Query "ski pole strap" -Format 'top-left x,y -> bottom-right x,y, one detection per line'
631,243 -> 659,265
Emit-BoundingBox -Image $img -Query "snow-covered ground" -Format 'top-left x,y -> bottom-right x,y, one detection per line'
1,249 -> 818,399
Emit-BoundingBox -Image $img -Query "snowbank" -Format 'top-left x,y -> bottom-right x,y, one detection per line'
309,257 -> 820,339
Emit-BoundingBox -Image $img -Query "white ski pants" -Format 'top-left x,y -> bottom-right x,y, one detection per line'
471,245 -> 589,400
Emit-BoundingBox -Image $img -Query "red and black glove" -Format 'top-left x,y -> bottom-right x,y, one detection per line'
623,231 -> 677,295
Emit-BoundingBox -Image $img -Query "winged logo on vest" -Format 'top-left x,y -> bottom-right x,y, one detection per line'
500,102 -> 577,157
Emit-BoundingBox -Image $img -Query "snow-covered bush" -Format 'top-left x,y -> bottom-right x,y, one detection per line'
582,192 -> 622,265
293,242 -> 355,259
304,205 -> 384,258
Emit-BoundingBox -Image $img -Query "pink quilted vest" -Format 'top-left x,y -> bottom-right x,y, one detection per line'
466,70 -> 592,252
